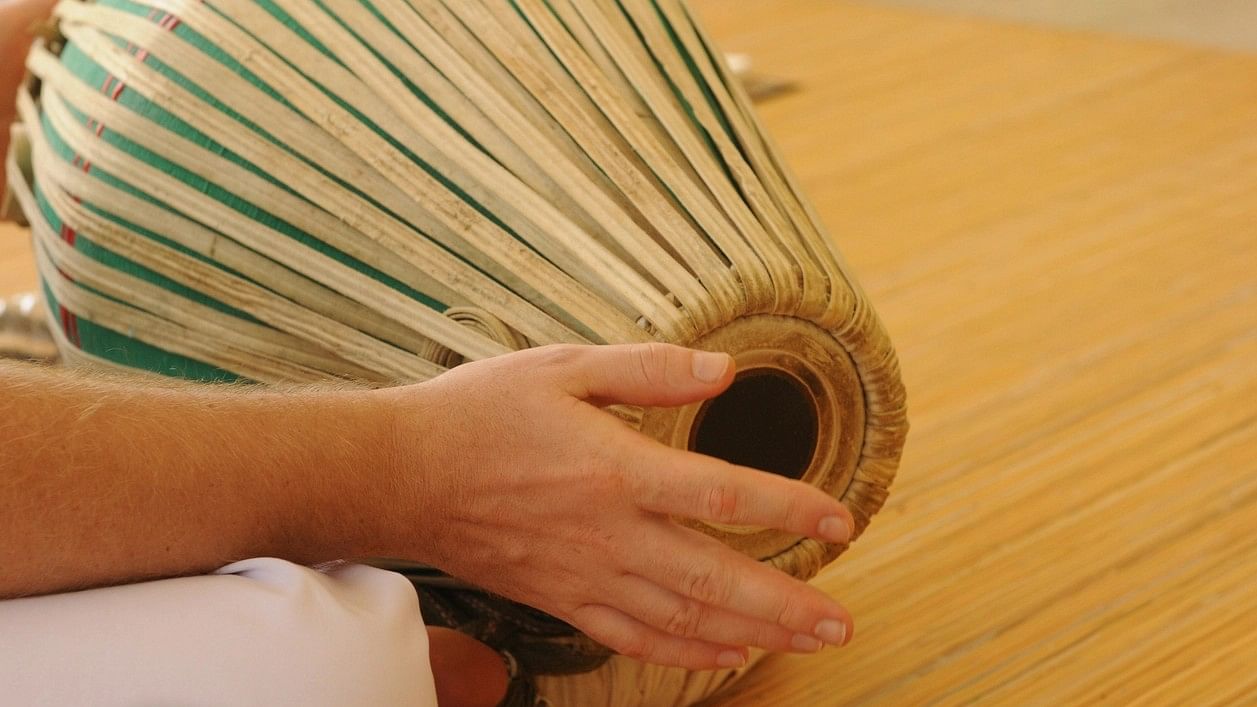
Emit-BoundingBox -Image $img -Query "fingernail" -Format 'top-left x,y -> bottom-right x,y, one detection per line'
814,619 -> 846,645
790,633 -> 823,652
692,351 -> 730,383
818,515 -> 851,544
716,649 -> 747,668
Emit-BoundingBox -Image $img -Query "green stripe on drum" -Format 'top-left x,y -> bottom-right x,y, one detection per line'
32,170 -> 258,324
40,279 -> 239,382
36,2 -> 472,379
55,40 -> 444,309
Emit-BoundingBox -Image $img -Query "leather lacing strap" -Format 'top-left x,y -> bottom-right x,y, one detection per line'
376,561 -> 612,707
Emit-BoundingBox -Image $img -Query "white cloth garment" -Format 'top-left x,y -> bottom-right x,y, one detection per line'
0,558 -> 438,706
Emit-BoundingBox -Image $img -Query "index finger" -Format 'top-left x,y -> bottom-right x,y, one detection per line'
628,443 -> 855,544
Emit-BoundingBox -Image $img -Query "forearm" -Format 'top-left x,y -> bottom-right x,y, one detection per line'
0,361 -> 405,598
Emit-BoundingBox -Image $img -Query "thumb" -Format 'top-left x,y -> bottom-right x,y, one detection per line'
562,343 -> 734,407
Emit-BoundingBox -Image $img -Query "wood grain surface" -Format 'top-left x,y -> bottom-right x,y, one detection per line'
3,2 -> 1256,704
865,0 -> 1257,54
687,2 -> 1257,705
0,221 -> 34,297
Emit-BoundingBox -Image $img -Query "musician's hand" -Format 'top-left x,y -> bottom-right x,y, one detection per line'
375,343 -> 855,670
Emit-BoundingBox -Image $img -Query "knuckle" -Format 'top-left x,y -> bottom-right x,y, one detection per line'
533,343 -> 583,368
778,491 -> 806,527
705,483 -> 741,523
682,563 -> 731,605
614,632 -> 652,661
663,601 -> 706,639
623,467 -> 657,508
765,478 -> 813,529
774,593 -> 807,628
628,342 -> 671,387
497,540 -> 531,569
756,624 -> 788,650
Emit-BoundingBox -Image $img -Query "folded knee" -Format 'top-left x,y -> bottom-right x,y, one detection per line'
210,558 -> 435,705
0,558 -> 436,706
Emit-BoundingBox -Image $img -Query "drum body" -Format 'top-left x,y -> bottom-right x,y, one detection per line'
6,1 -> 908,703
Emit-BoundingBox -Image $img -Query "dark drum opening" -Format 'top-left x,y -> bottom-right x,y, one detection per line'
689,369 -> 819,480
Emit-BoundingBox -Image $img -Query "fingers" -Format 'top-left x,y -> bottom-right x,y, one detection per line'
630,444 -> 855,544
570,603 -> 749,671
632,524 -> 854,647
545,343 -> 734,407
611,573 -> 823,654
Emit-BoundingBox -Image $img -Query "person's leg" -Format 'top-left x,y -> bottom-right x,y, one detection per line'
0,557 -> 438,706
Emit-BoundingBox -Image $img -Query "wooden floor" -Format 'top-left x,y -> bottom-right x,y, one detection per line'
3,2 -> 1256,704
686,1 -> 1257,705
864,0 -> 1257,54
0,225 -> 35,297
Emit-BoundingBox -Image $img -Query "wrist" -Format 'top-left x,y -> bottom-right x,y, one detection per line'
333,382 -> 443,564
258,385 -> 411,564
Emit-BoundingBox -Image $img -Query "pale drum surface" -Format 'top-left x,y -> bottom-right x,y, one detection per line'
4,1 -> 1257,704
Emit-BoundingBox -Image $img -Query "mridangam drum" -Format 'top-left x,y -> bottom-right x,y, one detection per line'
5,1 -> 908,703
